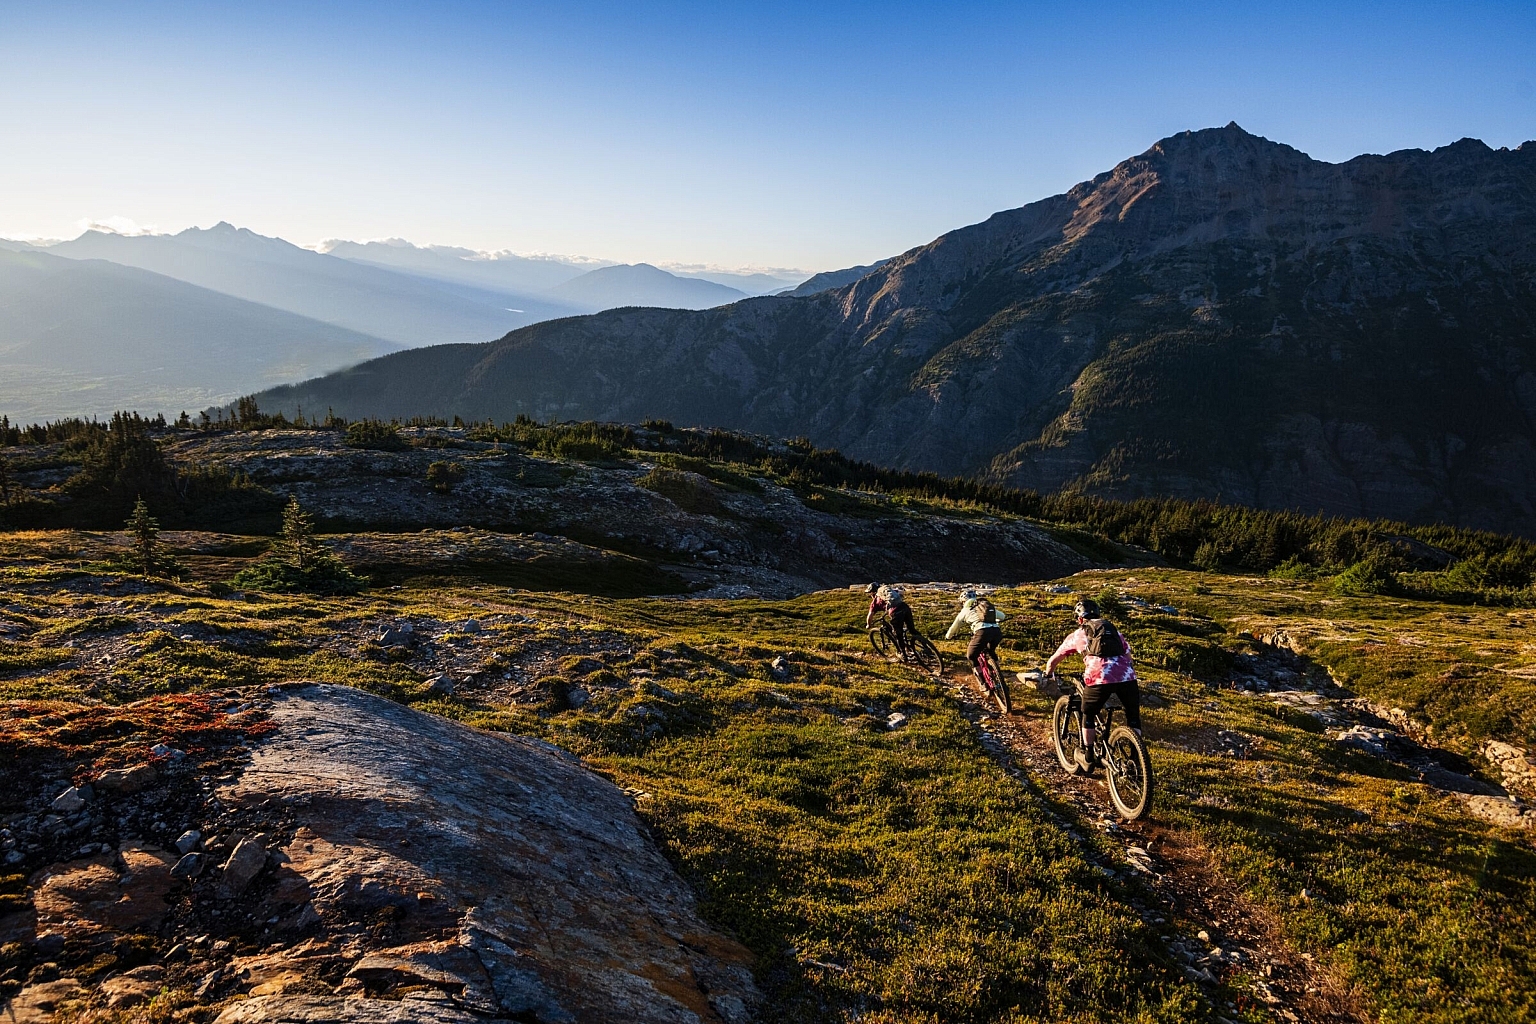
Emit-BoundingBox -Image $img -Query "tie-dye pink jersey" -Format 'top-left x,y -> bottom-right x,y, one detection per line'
1052,628 -> 1138,686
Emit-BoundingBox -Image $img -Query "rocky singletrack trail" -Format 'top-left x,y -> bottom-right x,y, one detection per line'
934,662 -> 1367,1024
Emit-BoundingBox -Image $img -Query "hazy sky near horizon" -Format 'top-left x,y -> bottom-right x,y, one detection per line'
3,1 -> 1533,272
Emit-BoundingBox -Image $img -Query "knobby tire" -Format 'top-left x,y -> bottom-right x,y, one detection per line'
909,633 -> 944,676
981,653 -> 1011,714
1106,725 -> 1153,820
1052,694 -> 1084,775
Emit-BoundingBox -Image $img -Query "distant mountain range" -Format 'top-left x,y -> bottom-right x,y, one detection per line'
0,225 -> 838,419
547,263 -> 748,309
318,239 -> 590,295
47,224 -> 564,346
0,249 -> 397,421
255,125 -> 1536,535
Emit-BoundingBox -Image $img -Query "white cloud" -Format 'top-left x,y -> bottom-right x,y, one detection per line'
77,215 -> 161,236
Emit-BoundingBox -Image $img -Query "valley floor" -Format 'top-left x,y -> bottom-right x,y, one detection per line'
2,532 -> 1535,1023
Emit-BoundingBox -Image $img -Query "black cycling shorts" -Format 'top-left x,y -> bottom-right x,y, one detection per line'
1079,680 -> 1141,731
888,603 -> 914,636
966,627 -> 1000,664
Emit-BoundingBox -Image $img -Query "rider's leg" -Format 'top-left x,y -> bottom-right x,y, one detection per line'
1078,685 -> 1107,764
966,632 -> 985,678
891,606 -> 914,656
1119,682 -> 1143,737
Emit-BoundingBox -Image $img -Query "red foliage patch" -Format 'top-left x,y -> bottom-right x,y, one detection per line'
1,693 -> 272,781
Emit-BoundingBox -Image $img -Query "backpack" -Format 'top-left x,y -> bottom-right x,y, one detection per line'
879,585 -> 904,605
974,597 -> 997,624
1084,618 -> 1125,658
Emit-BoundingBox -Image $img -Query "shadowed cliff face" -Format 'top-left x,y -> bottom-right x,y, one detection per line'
256,125 -> 1536,534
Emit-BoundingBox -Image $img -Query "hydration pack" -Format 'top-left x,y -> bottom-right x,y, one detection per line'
879,585 -> 904,605
1084,618 -> 1125,658
975,597 -> 998,623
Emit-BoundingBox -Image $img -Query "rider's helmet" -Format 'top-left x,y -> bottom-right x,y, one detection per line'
960,589 -> 979,603
1074,597 -> 1101,620
865,582 -> 879,594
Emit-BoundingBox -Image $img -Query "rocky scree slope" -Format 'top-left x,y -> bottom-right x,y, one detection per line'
257,125 -> 1536,535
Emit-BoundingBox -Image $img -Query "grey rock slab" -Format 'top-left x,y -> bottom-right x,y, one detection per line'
213,993 -> 486,1023
216,683 -> 758,1024
176,829 -> 202,854
5,978 -> 86,1023
50,787 -> 86,813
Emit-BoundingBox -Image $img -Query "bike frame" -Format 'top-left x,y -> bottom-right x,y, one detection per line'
1067,688 -> 1124,767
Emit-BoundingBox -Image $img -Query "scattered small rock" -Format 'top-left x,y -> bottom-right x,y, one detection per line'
218,837 -> 269,897
462,619 -> 482,634
425,674 -> 456,696
95,763 -> 159,794
176,829 -> 203,854
101,965 -> 166,1008
886,713 -> 909,730
769,655 -> 790,679
566,686 -> 591,709
172,852 -> 206,879
51,787 -> 87,813
1333,725 -> 1392,758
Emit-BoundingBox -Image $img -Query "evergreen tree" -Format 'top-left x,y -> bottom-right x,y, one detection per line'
280,494 -> 320,569
125,497 -> 159,576
0,456 -> 10,506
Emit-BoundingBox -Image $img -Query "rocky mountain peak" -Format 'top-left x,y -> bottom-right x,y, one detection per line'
255,125 -> 1536,535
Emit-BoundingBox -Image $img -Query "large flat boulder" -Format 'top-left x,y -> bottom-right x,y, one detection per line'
212,683 -> 757,1024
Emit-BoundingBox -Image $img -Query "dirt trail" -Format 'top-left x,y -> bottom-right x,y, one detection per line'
941,667 -> 1366,1024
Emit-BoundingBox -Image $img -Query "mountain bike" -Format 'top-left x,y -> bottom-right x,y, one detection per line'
1051,675 -> 1153,820
972,647 -> 1011,715
868,621 -> 945,676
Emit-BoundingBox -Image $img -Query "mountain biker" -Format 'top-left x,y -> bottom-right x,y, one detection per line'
1045,597 -> 1141,772
865,583 -> 916,656
945,589 -> 1006,681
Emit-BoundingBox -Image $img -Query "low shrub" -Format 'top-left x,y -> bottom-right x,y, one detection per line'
229,559 -> 365,595
344,420 -> 407,451
637,468 -> 722,515
426,461 -> 466,494
1331,555 -> 1400,597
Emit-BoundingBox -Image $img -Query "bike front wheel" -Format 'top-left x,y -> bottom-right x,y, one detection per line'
868,627 -> 891,658
1106,725 -> 1153,820
1052,695 -> 1084,774
982,653 -> 1011,714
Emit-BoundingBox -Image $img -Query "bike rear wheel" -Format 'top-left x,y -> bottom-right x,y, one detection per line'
909,633 -> 944,676
981,653 -> 1011,714
1106,725 -> 1153,820
1052,695 -> 1084,774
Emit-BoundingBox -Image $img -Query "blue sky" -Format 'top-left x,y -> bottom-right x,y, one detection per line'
2,0 -> 1533,271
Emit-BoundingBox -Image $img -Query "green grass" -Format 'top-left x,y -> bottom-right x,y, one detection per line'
5,537 -> 1536,1021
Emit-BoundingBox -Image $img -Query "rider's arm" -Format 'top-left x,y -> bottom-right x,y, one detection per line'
1045,630 -> 1085,675
944,608 -> 967,640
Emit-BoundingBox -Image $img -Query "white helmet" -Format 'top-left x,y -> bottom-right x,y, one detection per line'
960,589 -> 979,602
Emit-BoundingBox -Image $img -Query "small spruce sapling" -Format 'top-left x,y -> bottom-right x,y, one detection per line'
280,494 -> 321,570
426,461 -> 465,494
126,497 -> 159,576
